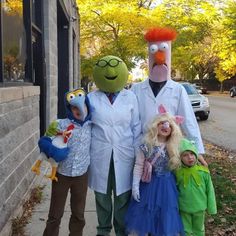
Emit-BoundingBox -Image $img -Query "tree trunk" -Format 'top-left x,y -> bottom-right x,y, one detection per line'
220,82 -> 224,93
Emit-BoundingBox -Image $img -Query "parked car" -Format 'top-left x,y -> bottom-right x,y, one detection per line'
181,82 -> 210,121
193,84 -> 208,94
229,86 -> 236,97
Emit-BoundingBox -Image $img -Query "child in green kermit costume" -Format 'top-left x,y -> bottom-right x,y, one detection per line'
176,138 -> 217,236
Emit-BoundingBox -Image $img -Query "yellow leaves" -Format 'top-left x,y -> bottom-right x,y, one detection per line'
214,67 -> 229,82
211,25 -> 236,81
2,0 -> 23,16
77,0 -> 154,73
77,0 -> 236,80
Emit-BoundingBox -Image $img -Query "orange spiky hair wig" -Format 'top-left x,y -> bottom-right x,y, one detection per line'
144,27 -> 177,42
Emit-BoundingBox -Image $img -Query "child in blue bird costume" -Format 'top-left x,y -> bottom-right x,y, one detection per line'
32,88 -> 91,182
32,88 -> 92,236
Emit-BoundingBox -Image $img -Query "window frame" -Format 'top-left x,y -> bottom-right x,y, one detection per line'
0,0 -> 33,86
0,3 -> 3,83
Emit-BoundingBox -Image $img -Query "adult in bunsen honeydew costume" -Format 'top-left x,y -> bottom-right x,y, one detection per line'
88,55 -> 141,236
131,27 -> 208,166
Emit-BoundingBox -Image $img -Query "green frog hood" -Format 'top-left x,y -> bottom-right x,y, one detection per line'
180,138 -> 198,159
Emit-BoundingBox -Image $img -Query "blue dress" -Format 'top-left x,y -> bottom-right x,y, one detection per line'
125,144 -> 185,236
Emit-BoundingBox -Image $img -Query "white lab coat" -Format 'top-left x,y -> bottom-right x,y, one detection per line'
131,79 -> 205,154
88,89 -> 141,196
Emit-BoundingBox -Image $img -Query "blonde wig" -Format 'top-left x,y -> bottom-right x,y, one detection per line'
143,112 -> 183,170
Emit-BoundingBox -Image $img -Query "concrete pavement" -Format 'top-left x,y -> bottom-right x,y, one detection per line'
25,166 -> 116,236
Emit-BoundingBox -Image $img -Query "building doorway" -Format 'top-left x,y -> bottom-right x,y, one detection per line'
57,2 -> 69,118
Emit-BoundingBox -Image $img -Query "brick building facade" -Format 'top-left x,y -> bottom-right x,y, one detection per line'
0,1 -> 80,234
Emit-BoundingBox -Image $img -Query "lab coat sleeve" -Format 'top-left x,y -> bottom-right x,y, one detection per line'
131,93 -> 142,155
177,87 -> 205,154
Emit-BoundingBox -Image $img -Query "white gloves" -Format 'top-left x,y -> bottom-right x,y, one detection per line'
132,150 -> 145,202
132,176 -> 140,202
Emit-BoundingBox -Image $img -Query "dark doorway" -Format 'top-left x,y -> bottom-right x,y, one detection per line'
33,28 -> 46,136
57,2 -> 69,118
31,1 -> 46,136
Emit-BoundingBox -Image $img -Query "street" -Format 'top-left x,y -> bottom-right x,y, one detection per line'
198,95 -> 236,152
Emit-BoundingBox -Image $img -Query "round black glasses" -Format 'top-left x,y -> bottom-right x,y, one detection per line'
95,58 -> 122,68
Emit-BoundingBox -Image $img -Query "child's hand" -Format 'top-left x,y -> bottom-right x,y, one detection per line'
132,187 -> 140,202
63,130 -> 72,138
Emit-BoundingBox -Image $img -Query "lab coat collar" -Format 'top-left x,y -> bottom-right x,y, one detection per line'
141,79 -> 175,101
94,89 -> 127,106
142,78 -> 175,89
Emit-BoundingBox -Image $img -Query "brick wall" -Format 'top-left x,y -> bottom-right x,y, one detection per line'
0,86 -> 40,233
43,0 -> 58,123
43,0 -> 80,124
0,1 -> 80,233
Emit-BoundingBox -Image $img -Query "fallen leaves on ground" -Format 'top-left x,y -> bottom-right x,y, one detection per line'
204,141 -> 236,236
11,186 -> 44,236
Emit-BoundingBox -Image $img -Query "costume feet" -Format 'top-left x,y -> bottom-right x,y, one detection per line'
31,160 -> 42,175
45,166 -> 58,182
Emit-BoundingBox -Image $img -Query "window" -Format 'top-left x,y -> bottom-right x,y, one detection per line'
0,0 -> 35,84
182,83 -> 199,95
2,0 -> 26,82
32,0 -> 42,28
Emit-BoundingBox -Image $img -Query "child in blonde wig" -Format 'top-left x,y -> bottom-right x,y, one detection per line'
125,104 -> 185,236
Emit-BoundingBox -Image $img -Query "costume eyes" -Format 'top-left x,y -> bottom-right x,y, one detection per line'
67,93 -> 75,102
149,43 -> 168,53
149,44 -> 158,54
159,42 -> 169,51
95,58 -> 122,67
66,89 -> 85,102
74,89 -> 85,97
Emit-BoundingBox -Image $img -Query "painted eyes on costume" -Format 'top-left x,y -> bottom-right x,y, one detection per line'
149,43 -> 169,54
159,43 -> 169,51
96,59 -> 122,67
67,89 -> 85,102
67,93 -> 75,102
149,44 -> 158,54
74,89 -> 85,97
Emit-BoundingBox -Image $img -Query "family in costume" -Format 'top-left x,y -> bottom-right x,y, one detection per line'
88,55 -> 141,236
32,26 -> 217,236
125,105 -> 185,236
37,88 -> 92,236
131,27 -> 207,166
176,139 -> 217,236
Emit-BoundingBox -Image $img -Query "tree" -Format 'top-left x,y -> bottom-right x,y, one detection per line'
163,0 -> 219,81
2,0 -> 23,15
210,1 -> 236,89
77,0 -> 236,90
77,0 -> 162,78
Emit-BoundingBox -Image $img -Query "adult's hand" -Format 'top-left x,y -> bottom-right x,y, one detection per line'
198,154 -> 208,167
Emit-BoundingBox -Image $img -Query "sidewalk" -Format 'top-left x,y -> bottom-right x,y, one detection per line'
207,91 -> 229,97
25,168 -> 116,236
